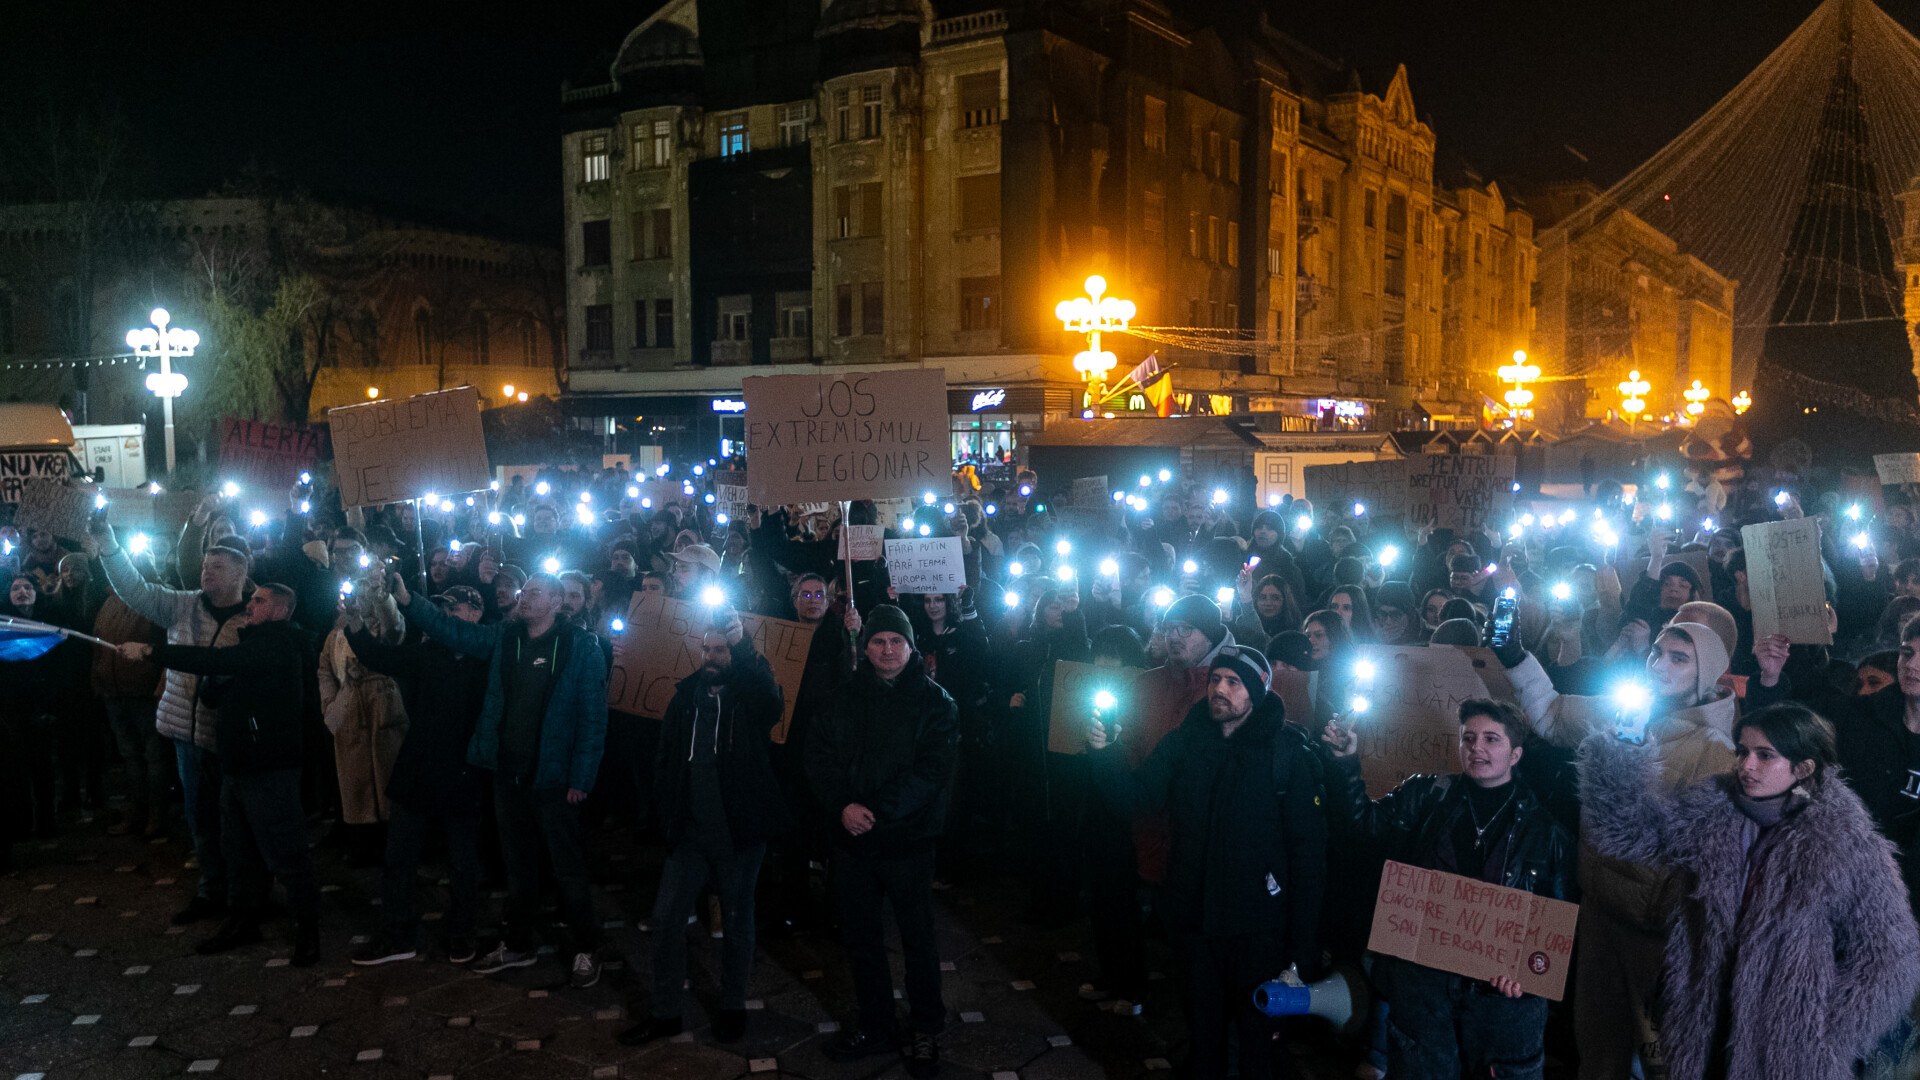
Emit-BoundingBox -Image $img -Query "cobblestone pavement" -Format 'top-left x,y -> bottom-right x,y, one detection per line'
0,800 -> 1370,1080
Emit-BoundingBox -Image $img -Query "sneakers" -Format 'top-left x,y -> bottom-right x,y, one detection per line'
616,1016 -> 683,1047
471,943 -> 537,974
1076,981 -> 1111,1002
445,937 -> 477,964
713,1009 -> 747,1042
570,951 -> 602,988
1353,1064 -> 1387,1080
195,917 -> 262,955
824,1029 -> 896,1062
351,934 -> 417,966
171,896 -> 228,926
707,895 -> 724,939
907,1033 -> 940,1079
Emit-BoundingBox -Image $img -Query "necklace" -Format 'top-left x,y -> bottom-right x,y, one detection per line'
1466,786 -> 1518,851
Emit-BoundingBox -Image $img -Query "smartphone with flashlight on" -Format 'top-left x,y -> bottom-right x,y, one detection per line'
1614,682 -> 1654,744
1092,689 -> 1118,742
1487,588 -> 1519,650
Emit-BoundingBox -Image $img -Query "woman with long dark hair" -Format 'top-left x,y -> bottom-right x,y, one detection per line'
1582,704 -> 1920,1079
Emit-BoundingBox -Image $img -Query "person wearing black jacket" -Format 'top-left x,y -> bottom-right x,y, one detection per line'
806,605 -> 960,1079
1319,698 -> 1575,1080
120,583 -> 323,966
1088,644 -> 1326,1080
345,585 -> 492,967
620,624 -> 791,1048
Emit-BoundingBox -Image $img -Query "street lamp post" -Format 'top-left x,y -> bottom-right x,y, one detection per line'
1617,369 -> 1651,428
127,307 -> 198,475
1056,275 -> 1135,412
1683,379 -> 1710,418
1498,349 -> 1540,423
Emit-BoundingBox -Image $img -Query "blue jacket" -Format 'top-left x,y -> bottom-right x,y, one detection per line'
401,595 -> 609,792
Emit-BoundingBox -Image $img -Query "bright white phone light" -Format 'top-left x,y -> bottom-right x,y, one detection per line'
1055,539 -> 1072,556
1182,559 -> 1199,575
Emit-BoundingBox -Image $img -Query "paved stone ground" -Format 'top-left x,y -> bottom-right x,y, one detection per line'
0,798 -> 1377,1080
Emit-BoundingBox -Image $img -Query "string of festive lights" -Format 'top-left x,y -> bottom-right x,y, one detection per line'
0,353 -> 148,371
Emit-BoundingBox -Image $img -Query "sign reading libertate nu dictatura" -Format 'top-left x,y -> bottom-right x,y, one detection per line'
742,369 -> 950,505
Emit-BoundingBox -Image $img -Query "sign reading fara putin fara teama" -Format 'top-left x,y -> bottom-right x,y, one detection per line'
327,387 -> 491,508
742,369 -> 950,505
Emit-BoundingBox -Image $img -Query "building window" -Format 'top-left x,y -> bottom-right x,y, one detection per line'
582,133 -> 609,182
958,72 -> 1000,128
860,182 -> 883,236
1386,192 -> 1407,235
1208,131 -> 1221,176
520,320 -> 537,364
1225,302 -> 1237,327
835,88 -> 851,141
651,120 -> 672,166
1474,233 -> 1484,264
778,293 -> 811,340
1209,301 -> 1220,326
1363,189 -> 1377,229
718,114 -> 748,157
861,85 -> 882,139
1413,208 -> 1427,245
1142,190 -> 1165,246
1143,95 -> 1166,151
957,173 -> 999,231
717,296 -> 750,341
1322,178 -> 1335,216
1188,212 -> 1200,257
584,304 -> 613,351
472,313 -> 489,365
1226,221 -> 1239,266
833,186 -> 852,238
1228,138 -> 1241,183
1268,241 -> 1282,276
1207,216 -> 1219,262
629,214 -> 647,260
861,281 -> 884,336
414,309 -> 432,363
777,102 -> 811,146
633,300 -> 649,347
1188,298 -> 1201,326
1190,124 -> 1204,171
835,284 -> 853,337
1271,149 -> 1288,194
652,208 -> 672,259
582,219 -> 611,267
654,299 -> 675,347
959,276 -> 1001,331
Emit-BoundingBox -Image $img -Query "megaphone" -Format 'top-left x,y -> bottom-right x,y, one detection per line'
1252,964 -> 1369,1036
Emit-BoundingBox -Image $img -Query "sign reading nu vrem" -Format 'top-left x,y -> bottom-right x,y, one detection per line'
0,450 -> 70,503
742,369 -> 951,505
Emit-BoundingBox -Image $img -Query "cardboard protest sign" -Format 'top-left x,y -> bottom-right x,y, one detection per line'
1071,476 -> 1110,507
328,386 -> 490,508
872,497 -> 914,530
0,449 -> 71,504
629,480 -> 682,509
100,489 -> 199,539
713,475 -> 748,521
1350,644 -> 1514,798
1740,517 -> 1832,644
884,536 -> 965,594
219,417 -> 324,491
1047,660 -> 1145,754
1304,459 -> 1410,520
1407,454 -> 1516,530
839,524 -> 884,560
741,369 -> 950,505
1368,860 -> 1578,1000
1874,453 -> 1920,486
15,479 -> 94,541
607,591 -> 818,741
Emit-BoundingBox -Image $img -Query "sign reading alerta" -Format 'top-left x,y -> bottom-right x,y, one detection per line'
741,369 -> 950,505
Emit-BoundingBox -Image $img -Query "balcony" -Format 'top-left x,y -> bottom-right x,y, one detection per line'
929,9 -> 1007,44
710,340 -> 751,365
769,337 -> 812,363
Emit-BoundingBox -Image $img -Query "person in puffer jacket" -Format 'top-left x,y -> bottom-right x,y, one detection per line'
1496,621 -> 1736,1080
92,517 -> 254,928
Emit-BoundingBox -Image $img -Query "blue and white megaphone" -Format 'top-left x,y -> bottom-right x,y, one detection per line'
1252,964 -> 1369,1036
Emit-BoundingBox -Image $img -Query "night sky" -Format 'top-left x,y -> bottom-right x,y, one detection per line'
0,1 -> 1898,244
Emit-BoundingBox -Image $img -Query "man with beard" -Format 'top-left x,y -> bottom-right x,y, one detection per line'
1088,645 -> 1325,1080
620,624 -> 789,1047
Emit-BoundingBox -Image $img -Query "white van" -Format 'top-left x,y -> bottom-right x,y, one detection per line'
0,403 -> 86,504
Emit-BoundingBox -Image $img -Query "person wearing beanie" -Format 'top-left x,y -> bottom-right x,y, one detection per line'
1499,621 -> 1736,1080
1087,644 -> 1325,1080
806,602 -> 959,1077
1319,697 -> 1572,1079
1245,510 -> 1307,609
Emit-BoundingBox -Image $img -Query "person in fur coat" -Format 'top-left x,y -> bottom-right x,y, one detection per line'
1581,703 -> 1920,1080
320,572 -> 410,855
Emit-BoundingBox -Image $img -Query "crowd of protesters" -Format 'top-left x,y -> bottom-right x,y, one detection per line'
6,453 -> 1920,1079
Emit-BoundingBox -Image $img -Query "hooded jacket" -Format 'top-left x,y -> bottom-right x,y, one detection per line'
1509,624 -> 1738,931
1091,691 -> 1326,954
1581,734 -> 1920,1080
655,648 -> 793,851
100,547 -> 252,750
804,652 -> 959,858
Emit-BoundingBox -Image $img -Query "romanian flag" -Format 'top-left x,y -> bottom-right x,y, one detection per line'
1142,372 -> 1174,417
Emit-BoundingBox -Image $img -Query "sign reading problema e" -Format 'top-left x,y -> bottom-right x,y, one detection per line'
742,369 -> 950,505
328,386 -> 491,508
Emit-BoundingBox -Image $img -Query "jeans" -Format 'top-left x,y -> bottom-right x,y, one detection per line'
649,842 -> 766,1018
1384,958 -> 1548,1080
174,739 -> 227,901
382,801 -> 481,941
222,767 -> 320,920
1173,930 -> 1299,1080
833,848 -> 945,1037
105,698 -> 170,811
495,777 -> 595,954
